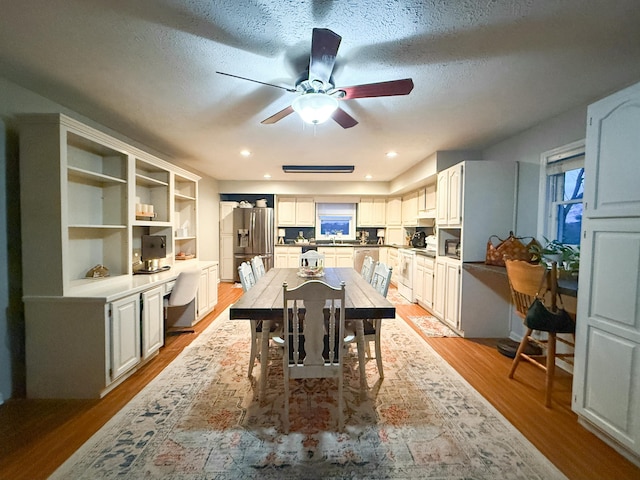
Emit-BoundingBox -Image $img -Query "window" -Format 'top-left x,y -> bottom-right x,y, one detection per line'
540,141 -> 585,246
315,203 -> 357,240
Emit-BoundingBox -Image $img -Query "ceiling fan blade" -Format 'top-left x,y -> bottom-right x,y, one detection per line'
216,71 -> 296,92
261,105 -> 295,124
337,78 -> 414,100
332,107 -> 358,129
309,28 -> 341,84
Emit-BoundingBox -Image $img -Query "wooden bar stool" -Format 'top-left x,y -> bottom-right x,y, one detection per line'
505,260 -> 576,407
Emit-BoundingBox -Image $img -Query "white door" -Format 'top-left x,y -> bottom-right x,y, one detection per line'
423,262 -> 434,310
436,171 -> 449,226
220,234 -> 234,281
141,286 -> 164,359
573,80 -> 640,457
111,293 -> 141,380
447,164 -> 463,225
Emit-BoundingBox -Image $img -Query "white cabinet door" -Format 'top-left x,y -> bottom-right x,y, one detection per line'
220,201 -> 237,235
444,260 -> 461,329
358,199 -> 373,226
220,234 -> 234,281
573,80 -> 640,458
198,268 -> 208,317
433,259 -> 446,319
414,262 -> 424,302
141,286 -> 164,359
402,191 -> 419,226
111,293 -> 141,380
372,198 -> 386,225
386,197 -> 402,225
207,264 -> 218,311
447,164 -> 463,226
423,261 -> 434,310
277,197 -> 296,226
436,171 -> 449,226
295,197 -> 316,226
336,248 -> 355,267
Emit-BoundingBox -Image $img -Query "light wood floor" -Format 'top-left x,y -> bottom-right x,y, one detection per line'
1,283 -> 638,479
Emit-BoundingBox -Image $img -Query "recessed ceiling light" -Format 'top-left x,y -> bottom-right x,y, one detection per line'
240,149 -> 251,157
386,151 -> 398,158
365,174 -> 373,180
263,174 -> 271,179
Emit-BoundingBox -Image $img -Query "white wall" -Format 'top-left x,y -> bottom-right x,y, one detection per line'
482,104 -> 588,339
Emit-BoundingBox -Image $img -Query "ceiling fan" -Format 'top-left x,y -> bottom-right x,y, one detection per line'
216,28 -> 414,128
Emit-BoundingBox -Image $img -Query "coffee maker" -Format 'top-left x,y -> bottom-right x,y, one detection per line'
411,231 -> 427,248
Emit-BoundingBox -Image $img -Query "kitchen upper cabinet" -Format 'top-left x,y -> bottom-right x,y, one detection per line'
437,164 -> 462,227
386,197 -> 402,226
418,183 -> 437,218
402,191 -> 419,226
573,80 -> 640,461
358,198 -> 386,226
295,197 -> 315,226
277,197 -> 315,226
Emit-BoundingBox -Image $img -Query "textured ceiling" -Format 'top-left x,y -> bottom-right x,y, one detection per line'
1,0 -> 640,183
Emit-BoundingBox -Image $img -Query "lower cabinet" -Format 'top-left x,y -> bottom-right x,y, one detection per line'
275,246 -> 302,267
415,254 -> 434,311
111,293 -> 143,379
387,248 -> 399,286
141,286 -> 164,360
318,247 -> 355,267
197,262 -> 219,318
433,257 -> 460,330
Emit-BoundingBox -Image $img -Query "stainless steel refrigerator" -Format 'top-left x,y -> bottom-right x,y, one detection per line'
232,207 -> 274,282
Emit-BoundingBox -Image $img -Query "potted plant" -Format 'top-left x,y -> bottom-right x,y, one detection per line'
530,237 -> 579,274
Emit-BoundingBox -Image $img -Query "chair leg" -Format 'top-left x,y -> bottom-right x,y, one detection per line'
374,319 -> 384,379
545,332 -> 557,408
509,328 -> 533,379
355,321 -> 368,397
248,320 -> 259,377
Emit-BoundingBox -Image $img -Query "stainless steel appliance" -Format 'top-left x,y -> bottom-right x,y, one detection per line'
353,246 -> 380,273
232,207 -> 274,282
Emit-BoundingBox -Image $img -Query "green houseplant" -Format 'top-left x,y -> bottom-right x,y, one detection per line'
530,237 -> 580,273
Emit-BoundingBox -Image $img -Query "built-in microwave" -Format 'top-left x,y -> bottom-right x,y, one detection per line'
444,239 -> 460,258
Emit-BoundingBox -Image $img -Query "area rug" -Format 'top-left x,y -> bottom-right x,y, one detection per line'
406,315 -> 459,338
50,309 -> 566,479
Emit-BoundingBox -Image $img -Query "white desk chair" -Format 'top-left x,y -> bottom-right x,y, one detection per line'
165,268 -> 201,334
238,261 -> 280,379
283,280 -> 346,432
251,255 -> 266,280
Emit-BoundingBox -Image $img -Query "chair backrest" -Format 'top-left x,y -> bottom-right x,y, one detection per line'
370,261 -> 393,298
360,255 -> 375,283
282,280 -> 345,375
251,255 -> 266,280
167,269 -> 201,307
505,259 -> 547,319
238,261 -> 256,293
299,250 -> 325,268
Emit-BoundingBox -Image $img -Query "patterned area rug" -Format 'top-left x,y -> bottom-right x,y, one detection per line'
406,315 -> 459,337
51,310 -> 565,479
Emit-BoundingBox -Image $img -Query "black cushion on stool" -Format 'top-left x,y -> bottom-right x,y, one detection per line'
497,338 -> 542,359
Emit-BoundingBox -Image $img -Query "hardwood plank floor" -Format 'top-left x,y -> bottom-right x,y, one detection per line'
0,283 -> 638,479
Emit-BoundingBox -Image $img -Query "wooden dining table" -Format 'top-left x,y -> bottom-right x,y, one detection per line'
229,267 -> 396,398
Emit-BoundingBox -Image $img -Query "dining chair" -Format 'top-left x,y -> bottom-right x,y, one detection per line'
505,259 -> 576,407
165,268 -> 201,334
360,255 -> 375,283
282,279 -> 346,432
251,255 -> 266,280
299,250 -> 325,269
360,261 -> 393,378
238,262 -> 280,379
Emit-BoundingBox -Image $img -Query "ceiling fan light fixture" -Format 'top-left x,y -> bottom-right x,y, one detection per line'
292,93 -> 338,124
